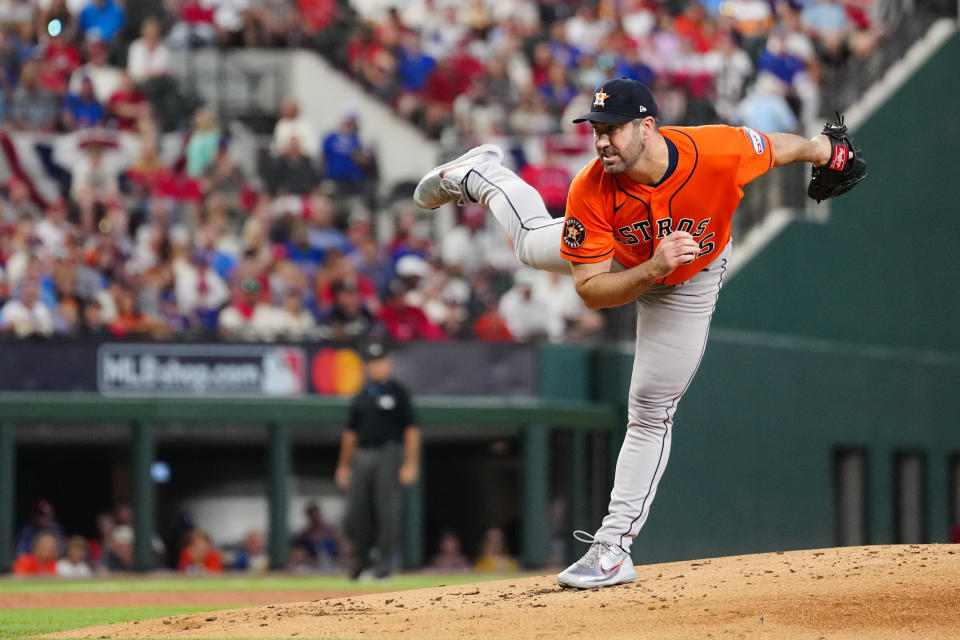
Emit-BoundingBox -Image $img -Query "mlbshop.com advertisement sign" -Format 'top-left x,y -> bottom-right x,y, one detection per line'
97,344 -> 306,397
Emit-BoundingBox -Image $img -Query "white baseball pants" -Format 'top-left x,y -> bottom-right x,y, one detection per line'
464,162 -> 729,553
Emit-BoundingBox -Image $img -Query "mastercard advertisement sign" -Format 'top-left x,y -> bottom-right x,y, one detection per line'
311,348 -> 365,396
97,343 -> 368,397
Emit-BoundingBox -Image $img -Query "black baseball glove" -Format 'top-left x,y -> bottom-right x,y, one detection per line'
807,113 -> 867,203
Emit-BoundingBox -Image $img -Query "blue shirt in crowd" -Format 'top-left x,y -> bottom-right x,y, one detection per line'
63,93 -> 104,127
397,49 -> 435,92
79,0 -> 126,42
322,131 -> 366,183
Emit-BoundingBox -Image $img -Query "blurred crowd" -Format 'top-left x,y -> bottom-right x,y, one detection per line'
9,499 -> 336,575
0,0 -> 887,345
9,498 -> 520,576
342,0 -> 885,141
0,0 -> 606,344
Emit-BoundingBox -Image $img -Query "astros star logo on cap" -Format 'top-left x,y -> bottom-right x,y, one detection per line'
593,90 -> 610,108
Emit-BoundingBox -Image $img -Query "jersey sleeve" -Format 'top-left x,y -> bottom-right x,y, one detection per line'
560,166 -> 616,263
347,395 -> 360,432
396,384 -> 415,427
733,126 -> 774,186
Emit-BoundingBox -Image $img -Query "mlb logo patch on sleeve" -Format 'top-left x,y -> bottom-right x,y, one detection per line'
742,127 -> 766,154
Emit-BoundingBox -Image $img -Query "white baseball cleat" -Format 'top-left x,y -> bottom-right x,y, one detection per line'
557,531 -> 637,589
413,144 -> 503,210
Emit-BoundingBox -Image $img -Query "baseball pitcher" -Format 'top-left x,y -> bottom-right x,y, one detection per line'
414,77 -> 866,589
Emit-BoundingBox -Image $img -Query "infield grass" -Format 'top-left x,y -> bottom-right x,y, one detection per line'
0,606 -> 232,640
0,572 -> 520,594
0,573 -> 526,640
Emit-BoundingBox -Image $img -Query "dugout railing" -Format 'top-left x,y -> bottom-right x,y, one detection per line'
0,393 -> 619,573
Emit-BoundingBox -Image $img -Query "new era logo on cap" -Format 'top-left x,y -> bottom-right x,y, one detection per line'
574,77 -> 658,125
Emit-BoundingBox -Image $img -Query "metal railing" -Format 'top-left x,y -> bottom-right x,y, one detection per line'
0,393 -> 618,573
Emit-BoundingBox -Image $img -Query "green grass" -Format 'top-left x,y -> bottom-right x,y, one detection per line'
0,572 -> 525,594
0,573 -> 530,639
0,606 -> 232,640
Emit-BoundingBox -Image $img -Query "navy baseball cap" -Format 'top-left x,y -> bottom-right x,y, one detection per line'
573,77 -> 658,124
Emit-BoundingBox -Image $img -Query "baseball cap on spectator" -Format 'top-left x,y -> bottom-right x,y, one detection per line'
386,278 -> 408,298
86,39 -> 108,58
332,279 -> 359,294
513,268 -> 538,288
573,77 -> 659,124
34,499 -> 55,518
112,525 -> 134,545
348,209 -> 372,230
442,278 -> 470,305
396,255 -> 431,279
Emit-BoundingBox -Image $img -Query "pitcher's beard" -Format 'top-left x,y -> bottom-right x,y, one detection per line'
600,153 -> 625,174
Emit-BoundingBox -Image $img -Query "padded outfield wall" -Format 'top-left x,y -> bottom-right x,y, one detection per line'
601,30 -> 960,563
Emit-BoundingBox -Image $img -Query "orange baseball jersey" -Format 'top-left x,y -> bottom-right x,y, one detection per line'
560,125 -> 774,285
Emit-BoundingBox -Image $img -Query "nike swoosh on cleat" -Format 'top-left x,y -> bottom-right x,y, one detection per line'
439,163 -> 471,179
599,560 -> 624,576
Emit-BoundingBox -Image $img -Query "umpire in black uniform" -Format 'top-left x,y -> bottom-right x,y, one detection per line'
334,342 -> 421,580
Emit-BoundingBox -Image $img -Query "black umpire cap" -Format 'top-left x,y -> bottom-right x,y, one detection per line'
362,341 -> 390,361
573,77 -> 658,124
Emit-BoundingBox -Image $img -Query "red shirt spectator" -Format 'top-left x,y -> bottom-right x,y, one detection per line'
345,29 -> 383,76
377,281 -> 446,342
108,82 -> 148,131
673,4 -> 714,54
126,134 -> 172,197
298,0 -> 338,34
472,307 -> 513,342
126,164 -> 175,197
606,30 -> 639,57
177,546 -> 223,572
180,1 -> 215,25
12,554 -> 58,575
422,55 -> 483,107
518,158 -> 572,217
152,172 -> 205,202
44,38 -> 82,82
178,529 -> 224,574
12,532 -> 59,575
38,59 -> 68,94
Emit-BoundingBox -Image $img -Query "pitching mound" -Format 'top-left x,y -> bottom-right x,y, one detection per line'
50,544 -> 960,640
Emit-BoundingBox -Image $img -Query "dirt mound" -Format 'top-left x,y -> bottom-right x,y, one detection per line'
49,544 -> 960,640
